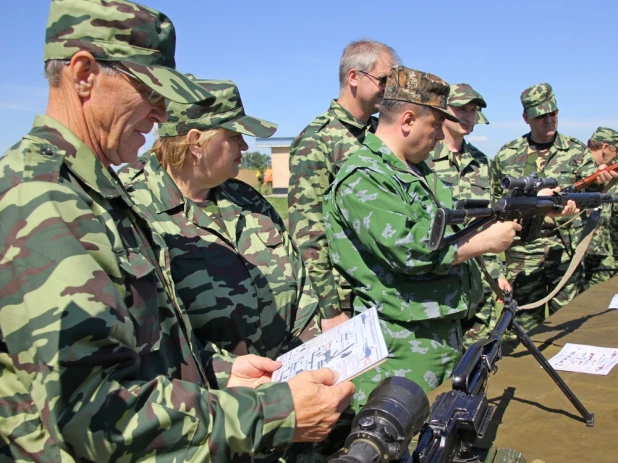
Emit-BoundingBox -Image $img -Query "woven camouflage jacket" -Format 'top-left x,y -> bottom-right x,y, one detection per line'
0,116 -> 295,462
426,140 -> 502,279
323,133 -> 483,322
288,99 -> 377,317
120,153 -> 321,360
493,132 -> 597,253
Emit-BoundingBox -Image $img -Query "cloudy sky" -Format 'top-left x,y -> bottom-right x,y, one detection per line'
2,0 -> 618,158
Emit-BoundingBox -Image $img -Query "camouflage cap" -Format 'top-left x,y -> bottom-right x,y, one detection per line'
448,83 -> 489,125
590,127 -> 618,147
44,0 -> 212,104
520,83 -> 558,118
159,76 -> 278,138
383,66 -> 460,123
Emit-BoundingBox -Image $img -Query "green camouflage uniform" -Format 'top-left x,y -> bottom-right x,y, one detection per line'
0,2 -> 296,461
324,68 -> 483,407
493,83 -> 597,332
288,100 -> 378,318
119,153 -> 321,358
583,127 -> 618,287
121,77 -> 322,463
426,84 -> 502,344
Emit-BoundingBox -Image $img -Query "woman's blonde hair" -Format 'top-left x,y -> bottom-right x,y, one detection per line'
153,128 -> 225,169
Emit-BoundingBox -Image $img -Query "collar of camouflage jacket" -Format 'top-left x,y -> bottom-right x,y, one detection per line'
363,132 -> 438,183
329,99 -> 376,130
28,115 -> 123,198
520,131 -> 571,152
140,152 -> 251,236
431,139 -> 483,170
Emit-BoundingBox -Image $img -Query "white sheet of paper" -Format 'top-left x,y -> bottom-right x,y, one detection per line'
548,343 -> 618,375
271,307 -> 388,384
608,294 -> 618,309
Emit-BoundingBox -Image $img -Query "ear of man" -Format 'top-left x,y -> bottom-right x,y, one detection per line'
66,51 -> 98,98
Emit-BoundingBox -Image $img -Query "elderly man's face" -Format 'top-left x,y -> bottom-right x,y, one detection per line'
86,66 -> 166,166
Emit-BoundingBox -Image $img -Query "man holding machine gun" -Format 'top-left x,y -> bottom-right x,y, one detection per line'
323,66 -> 524,405
493,83 -> 608,331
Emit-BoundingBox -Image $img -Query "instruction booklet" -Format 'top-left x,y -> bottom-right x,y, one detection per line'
272,307 -> 389,384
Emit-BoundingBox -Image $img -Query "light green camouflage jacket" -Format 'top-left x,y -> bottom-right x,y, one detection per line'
426,140 -> 502,279
289,99 -> 377,317
119,153 -> 321,360
324,133 -> 483,322
493,132 -> 597,253
0,116 -> 295,462
586,154 -> 615,256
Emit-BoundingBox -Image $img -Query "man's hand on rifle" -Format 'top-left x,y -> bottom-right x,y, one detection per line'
537,187 -> 580,218
595,163 -> 618,185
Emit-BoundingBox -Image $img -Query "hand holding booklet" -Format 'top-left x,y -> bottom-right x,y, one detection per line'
272,307 -> 389,384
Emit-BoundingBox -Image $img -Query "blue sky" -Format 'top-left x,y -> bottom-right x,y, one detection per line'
2,1 -> 618,158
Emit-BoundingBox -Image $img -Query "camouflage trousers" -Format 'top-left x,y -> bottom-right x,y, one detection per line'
461,284 -> 496,349
506,244 -> 583,333
352,317 -> 463,411
583,253 -> 617,290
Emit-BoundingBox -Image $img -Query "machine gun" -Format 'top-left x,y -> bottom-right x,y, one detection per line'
428,172 -> 618,251
330,289 -> 595,463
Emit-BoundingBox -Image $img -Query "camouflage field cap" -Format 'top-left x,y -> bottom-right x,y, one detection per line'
448,83 -> 489,125
383,66 -> 460,123
44,0 -> 212,104
590,127 -> 618,147
159,76 -> 278,138
520,83 -> 558,118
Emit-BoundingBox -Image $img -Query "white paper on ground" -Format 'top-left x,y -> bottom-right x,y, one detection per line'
548,343 -> 618,375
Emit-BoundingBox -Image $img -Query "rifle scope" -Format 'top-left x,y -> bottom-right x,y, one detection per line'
501,172 -> 557,194
329,377 -> 429,463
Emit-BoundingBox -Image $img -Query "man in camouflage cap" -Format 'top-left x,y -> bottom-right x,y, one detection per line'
425,83 -> 508,346
492,83 -> 602,331
288,40 -> 399,332
583,127 -> 618,287
324,66 -> 520,407
0,1 -> 354,461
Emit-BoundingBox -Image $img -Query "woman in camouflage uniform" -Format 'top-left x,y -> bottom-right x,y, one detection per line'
120,76 -> 321,364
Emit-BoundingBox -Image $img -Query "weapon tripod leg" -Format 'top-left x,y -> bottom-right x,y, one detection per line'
509,320 -> 595,427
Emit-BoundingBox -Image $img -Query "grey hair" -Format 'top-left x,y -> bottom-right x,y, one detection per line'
44,59 -> 120,87
378,100 -> 433,125
338,39 -> 400,89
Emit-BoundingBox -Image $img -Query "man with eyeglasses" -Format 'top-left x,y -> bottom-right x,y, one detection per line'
288,39 -> 399,332
425,83 -> 508,345
0,0 -> 355,461
493,83 -> 604,331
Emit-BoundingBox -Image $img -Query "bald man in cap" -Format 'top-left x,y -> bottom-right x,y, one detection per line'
324,66 -> 521,407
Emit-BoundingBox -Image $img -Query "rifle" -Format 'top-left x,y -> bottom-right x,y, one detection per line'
429,172 -> 618,251
562,162 -> 618,192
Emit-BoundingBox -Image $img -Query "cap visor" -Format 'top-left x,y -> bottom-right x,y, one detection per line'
526,101 -> 558,118
435,107 -> 460,123
220,115 -> 278,138
475,111 -> 490,125
123,62 -> 214,104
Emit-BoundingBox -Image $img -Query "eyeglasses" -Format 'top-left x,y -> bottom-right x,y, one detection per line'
107,64 -> 164,105
358,69 -> 388,87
